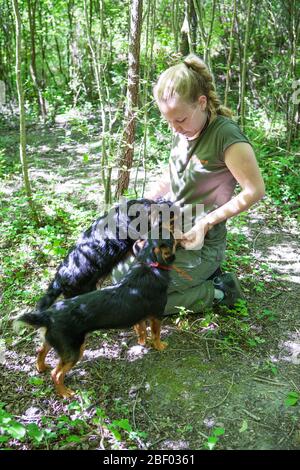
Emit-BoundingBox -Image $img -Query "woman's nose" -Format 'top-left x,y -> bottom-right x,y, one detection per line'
172,122 -> 182,133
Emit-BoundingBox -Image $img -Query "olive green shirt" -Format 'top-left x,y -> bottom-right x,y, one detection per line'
169,115 -> 251,213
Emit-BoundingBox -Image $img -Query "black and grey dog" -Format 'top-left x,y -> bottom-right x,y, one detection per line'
37,198 -> 175,311
18,232 -> 176,398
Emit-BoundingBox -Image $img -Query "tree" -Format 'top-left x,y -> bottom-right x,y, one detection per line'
116,0 -> 143,198
11,0 -> 39,224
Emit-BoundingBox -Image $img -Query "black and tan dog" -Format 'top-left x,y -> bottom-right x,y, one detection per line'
17,232 -> 176,398
37,198 -> 176,311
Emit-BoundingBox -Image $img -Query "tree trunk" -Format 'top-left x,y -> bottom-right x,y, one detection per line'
224,0 -> 237,108
180,1 -> 190,56
286,0 -> 299,151
115,0 -> 143,198
171,0 -> 180,52
240,0 -> 252,131
27,0 -> 47,120
11,0 -> 39,224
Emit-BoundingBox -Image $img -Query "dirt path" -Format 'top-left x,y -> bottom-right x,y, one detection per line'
0,122 -> 299,450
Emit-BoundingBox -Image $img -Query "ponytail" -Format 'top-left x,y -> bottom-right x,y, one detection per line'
154,54 -> 232,118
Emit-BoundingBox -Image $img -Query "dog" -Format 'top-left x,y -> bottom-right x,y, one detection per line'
17,231 -> 176,398
36,198 -> 176,311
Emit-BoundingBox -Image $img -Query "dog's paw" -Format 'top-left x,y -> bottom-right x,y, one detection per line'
56,386 -> 76,399
36,362 -> 50,373
152,340 -> 168,351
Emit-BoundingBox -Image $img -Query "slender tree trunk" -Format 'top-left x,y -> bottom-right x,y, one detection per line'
116,0 -> 143,198
180,1 -> 190,56
240,0 -> 252,130
224,0 -> 237,108
171,0 -> 180,52
134,0 -> 156,197
286,0 -> 299,150
193,0 -> 215,67
27,0 -> 47,120
204,0 -> 216,65
11,0 -> 39,224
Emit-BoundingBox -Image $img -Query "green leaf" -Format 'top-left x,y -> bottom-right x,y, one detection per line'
66,435 -> 81,443
28,377 -> 44,386
207,436 -> 217,450
213,427 -> 225,437
239,420 -> 248,433
7,421 -> 26,440
110,427 -> 122,441
112,418 -> 132,432
27,423 -> 44,443
285,391 -> 299,407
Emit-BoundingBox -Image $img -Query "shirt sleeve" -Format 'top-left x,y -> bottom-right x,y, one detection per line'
219,120 -> 252,161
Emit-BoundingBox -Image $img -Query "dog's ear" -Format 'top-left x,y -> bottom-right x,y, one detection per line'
153,238 -> 176,265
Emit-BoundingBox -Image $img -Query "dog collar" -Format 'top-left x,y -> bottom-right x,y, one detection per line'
148,262 -> 173,271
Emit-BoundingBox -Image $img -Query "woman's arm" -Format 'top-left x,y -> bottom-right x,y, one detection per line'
205,142 -> 265,229
181,142 -> 265,249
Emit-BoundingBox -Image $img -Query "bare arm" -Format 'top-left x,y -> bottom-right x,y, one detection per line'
205,142 -> 265,228
182,142 -> 265,249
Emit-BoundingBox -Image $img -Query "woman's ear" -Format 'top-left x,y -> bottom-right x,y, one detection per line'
198,95 -> 207,111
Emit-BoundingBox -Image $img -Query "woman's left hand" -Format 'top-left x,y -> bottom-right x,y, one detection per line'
180,218 -> 210,250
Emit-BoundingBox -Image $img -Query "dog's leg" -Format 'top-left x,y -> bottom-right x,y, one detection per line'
51,360 -> 78,399
134,321 -> 147,346
150,318 -> 167,351
36,342 -> 52,373
51,343 -> 86,398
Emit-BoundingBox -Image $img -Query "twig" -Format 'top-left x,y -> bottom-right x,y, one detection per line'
280,375 -> 300,393
140,404 -> 160,433
242,408 -> 261,421
168,327 -> 248,358
252,376 -> 286,386
205,340 -> 211,360
12,330 -> 36,347
252,228 -> 265,253
205,373 -> 235,411
278,423 -> 295,445
132,376 -> 146,430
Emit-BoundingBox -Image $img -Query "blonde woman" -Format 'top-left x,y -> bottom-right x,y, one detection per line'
114,55 -> 265,314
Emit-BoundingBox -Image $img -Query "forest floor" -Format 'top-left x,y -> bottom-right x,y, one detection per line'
0,115 -> 299,451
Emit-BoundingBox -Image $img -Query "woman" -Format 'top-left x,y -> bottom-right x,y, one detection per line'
114,54 -> 265,314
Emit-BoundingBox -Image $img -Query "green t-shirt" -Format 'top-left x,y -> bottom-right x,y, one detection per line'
169,115 -> 251,214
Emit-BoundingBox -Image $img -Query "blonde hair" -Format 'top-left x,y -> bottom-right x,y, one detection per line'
154,54 -> 232,118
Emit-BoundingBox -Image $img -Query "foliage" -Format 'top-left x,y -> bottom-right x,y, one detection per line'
0,395 -> 146,450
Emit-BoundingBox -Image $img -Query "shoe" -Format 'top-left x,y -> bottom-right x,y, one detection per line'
213,273 -> 244,308
207,266 -> 223,280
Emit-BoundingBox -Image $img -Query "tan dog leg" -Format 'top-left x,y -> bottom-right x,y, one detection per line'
36,342 -> 51,373
150,318 -> 167,351
134,321 -> 147,346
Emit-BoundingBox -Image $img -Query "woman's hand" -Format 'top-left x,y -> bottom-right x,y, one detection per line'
180,218 -> 210,250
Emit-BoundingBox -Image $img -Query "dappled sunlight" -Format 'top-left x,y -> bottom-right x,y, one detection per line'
278,332 -> 300,365
84,341 -> 122,361
125,344 -> 149,361
254,240 -> 300,283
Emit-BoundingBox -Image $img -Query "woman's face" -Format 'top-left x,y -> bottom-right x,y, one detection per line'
158,95 -> 207,140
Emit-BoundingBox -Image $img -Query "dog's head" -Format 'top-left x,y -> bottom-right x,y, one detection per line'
133,231 -> 176,266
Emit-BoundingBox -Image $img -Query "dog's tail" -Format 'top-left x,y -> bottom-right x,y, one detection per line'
16,310 -> 50,329
36,279 -> 62,311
